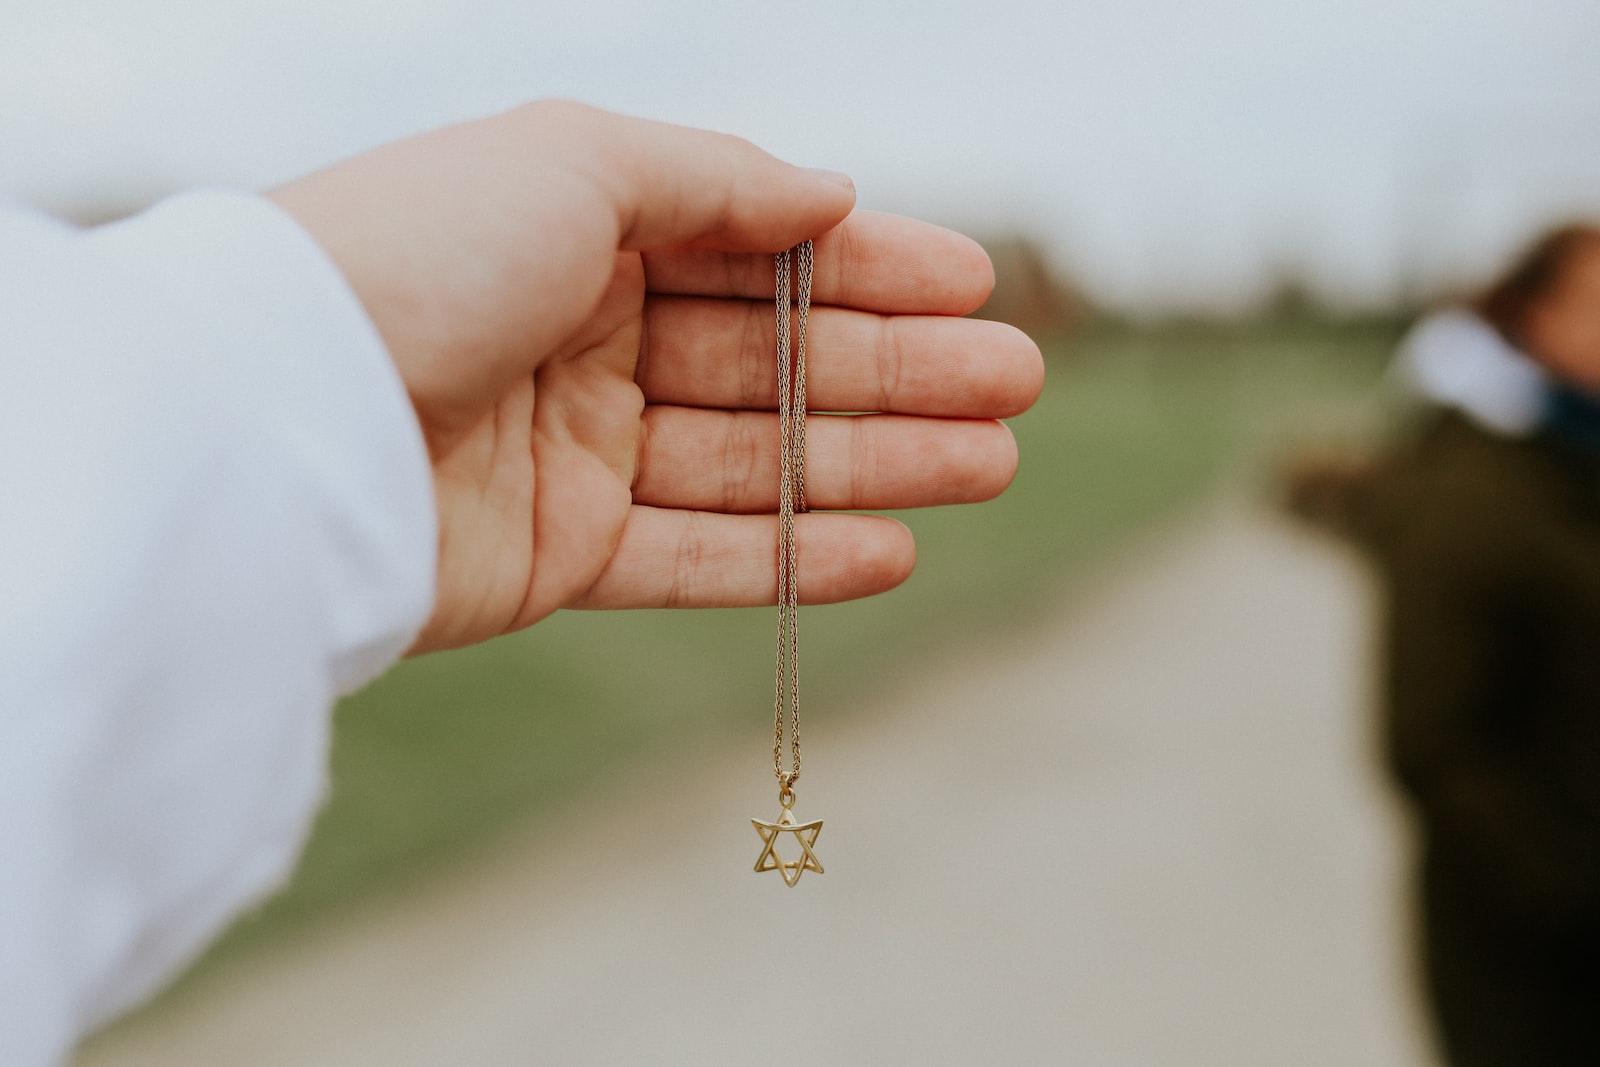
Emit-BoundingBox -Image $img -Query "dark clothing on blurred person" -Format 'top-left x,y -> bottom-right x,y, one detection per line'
1358,410 -> 1600,1067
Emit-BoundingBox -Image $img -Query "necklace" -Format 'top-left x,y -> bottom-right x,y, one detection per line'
751,240 -> 824,887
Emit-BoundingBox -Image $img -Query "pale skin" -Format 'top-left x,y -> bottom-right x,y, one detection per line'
270,101 -> 1045,653
1525,238 -> 1600,392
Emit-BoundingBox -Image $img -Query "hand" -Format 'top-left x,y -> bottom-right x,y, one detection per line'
270,102 -> 1043,653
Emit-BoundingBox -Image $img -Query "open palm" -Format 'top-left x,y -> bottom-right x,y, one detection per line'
272,103 -> 1043,652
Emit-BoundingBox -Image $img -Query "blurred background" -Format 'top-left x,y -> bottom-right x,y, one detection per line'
8,1 -> 1598,1064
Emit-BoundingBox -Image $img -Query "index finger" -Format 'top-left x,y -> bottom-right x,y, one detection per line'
643,211 -> 996,316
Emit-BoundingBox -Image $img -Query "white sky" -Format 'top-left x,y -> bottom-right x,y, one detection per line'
3,0 -> 1598,309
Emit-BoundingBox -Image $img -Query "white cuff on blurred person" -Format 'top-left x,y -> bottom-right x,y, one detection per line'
1393,306 -> 1549,436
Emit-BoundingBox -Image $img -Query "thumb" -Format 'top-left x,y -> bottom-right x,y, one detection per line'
523,102 -> 857,252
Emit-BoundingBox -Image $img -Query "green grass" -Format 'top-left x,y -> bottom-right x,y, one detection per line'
116,317 -> 1396,1014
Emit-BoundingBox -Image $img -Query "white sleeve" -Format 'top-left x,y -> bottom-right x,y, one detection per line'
1392,307 -> 1548,435
0,191 -> 438,1064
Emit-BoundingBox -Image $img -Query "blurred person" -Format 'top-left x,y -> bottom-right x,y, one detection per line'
1290,223 -> 1600,1067
0,101 -> 1044,1065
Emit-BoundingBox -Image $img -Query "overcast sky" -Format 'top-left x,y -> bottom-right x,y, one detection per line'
3,0 -> 1597,309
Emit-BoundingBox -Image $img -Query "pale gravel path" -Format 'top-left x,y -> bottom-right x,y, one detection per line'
81,504 -> 1440,1067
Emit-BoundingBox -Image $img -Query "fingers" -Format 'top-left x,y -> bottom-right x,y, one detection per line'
572,508 -> 915,610
644,210 -> 995,315
634,409 -> 1018,512
639,299 -> 1044,417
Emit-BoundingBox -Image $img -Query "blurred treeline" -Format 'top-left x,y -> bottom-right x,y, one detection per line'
972,231 -> 1417,342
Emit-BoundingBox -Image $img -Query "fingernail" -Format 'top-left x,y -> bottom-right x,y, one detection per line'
802,167 -> 855,191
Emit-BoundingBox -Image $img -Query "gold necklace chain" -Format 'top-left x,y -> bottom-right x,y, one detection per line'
751,241 -> 824,887
773,240 -> 812,802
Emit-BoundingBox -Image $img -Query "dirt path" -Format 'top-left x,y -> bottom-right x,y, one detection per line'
81,504 -> 1439,1066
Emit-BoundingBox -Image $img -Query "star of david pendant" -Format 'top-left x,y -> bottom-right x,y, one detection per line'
752,802 -> 824,887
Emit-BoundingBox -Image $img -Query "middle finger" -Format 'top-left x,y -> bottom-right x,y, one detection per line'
638,296 -> 1042,417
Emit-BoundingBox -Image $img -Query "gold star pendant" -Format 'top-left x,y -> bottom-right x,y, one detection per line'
752,804 -> 824,887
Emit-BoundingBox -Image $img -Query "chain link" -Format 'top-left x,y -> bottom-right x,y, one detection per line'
773,241 -> 813,792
